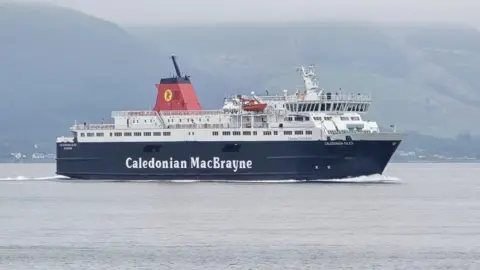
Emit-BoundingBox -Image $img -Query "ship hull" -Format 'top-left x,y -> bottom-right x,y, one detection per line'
56,140 -> 401,181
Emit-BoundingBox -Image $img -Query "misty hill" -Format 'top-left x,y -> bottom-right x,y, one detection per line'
1,3 -> 480,156
0,3 -> 169,151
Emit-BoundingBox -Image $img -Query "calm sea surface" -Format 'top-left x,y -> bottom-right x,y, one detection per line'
0,163 -> 479,269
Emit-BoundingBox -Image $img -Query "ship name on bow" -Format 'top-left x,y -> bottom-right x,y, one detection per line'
125,157 -> 252,172
324,141 -> 354,146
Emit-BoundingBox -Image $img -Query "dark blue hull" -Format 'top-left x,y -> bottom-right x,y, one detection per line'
56,140 -> 401,181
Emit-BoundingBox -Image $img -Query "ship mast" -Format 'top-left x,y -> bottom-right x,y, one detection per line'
297,65 -> 323,98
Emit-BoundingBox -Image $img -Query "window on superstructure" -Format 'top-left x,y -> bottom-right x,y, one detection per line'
263,131 -> 272,135
124,132 -> 132,136
351,116 -> 360,121
96,133 -> 104,137
153,132 -> 161,136
80,133 -> 85,137
306,130 -> 313,135
305,117 -> 310,121
212,131 -> 219,136
144,132 -> 152,136
134,132 -> 142,136
222,131 -> 230,136
253,131 -> 257,135
114,132 -> 122,136
299,104 -> 305,112
243,131 -> 251,135
163,132 -> 171,136
340,117 -> 349,121
295,131 -> 303,135
284,131 -> 292,135
232,131 -> 241,136
273,131 -> 278,135
87,133 -> 94,137
294,116 -> 303,121
287,117 -> 292,121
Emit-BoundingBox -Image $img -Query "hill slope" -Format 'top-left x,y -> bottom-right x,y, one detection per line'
0,3 -> 169,151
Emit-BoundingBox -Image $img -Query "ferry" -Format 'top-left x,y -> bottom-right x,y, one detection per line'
56,56 -> 404,180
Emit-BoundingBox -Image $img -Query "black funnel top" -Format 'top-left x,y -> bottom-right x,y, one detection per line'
171,55 -> 182,77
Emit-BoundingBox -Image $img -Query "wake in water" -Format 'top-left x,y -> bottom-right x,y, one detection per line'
185,174 -> 401,184
0,175 -> 69,181
0,174 -> 401,184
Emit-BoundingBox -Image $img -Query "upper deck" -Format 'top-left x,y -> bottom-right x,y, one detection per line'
60,61 -> 403,144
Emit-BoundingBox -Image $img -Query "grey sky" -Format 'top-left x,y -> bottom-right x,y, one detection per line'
15,0 -> 480,26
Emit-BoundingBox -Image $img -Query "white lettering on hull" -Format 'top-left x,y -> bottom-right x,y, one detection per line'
324,141 -> 354,146
125,157 -> 253,172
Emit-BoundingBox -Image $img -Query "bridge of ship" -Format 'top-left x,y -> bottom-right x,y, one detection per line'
281,93 -> 371,113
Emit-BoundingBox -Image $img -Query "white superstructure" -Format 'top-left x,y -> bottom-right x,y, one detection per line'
57,65 -> 402,144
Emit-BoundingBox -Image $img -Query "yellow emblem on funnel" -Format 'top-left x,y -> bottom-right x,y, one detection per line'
164,89 -> 173,101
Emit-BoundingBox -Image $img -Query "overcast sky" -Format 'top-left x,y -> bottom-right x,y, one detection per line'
11,0 -> 480,26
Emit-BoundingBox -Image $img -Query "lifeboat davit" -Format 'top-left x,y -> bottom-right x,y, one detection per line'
241,99 -> 267,112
